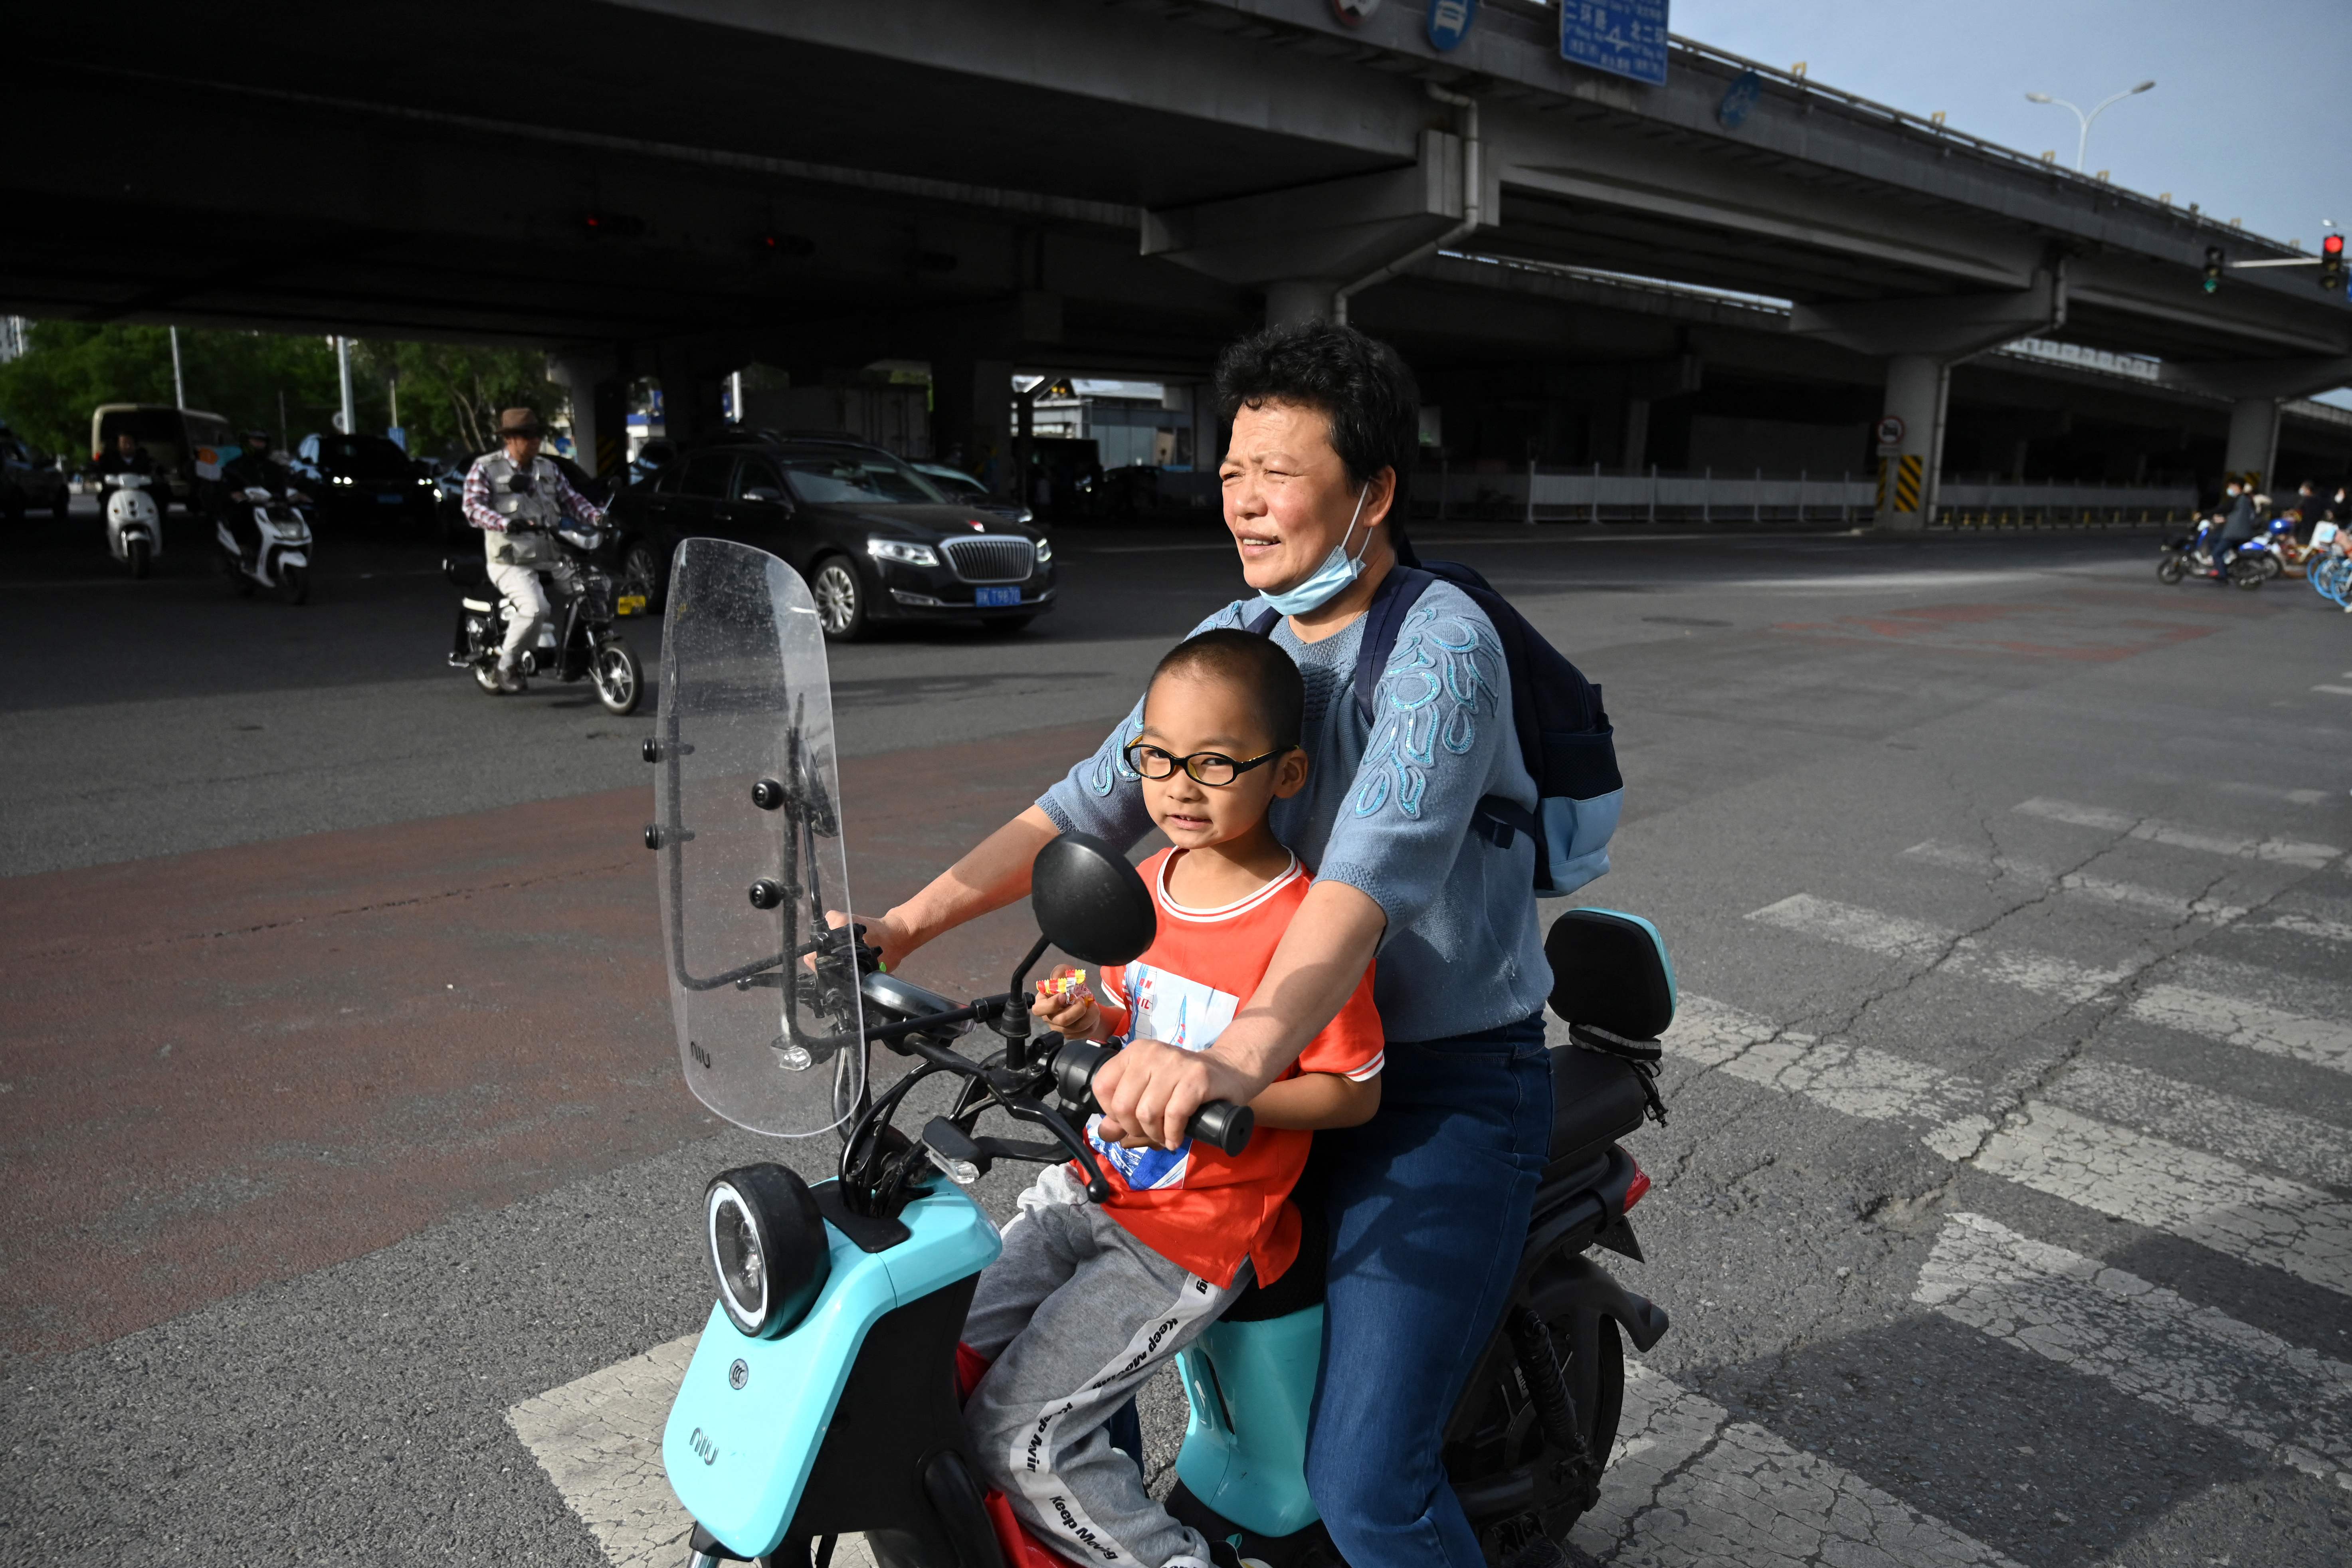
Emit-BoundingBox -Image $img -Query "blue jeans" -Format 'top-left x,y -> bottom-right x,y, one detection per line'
1304,1012 -> 1554,1568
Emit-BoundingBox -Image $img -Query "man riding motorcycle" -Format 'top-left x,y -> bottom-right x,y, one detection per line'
214,429 -> 304,567
2200,478 -> 2259,578
461,406 -> 605,694
97,430 -> 159,489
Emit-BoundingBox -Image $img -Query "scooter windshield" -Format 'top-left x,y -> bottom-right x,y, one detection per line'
652,538 -> 865,1138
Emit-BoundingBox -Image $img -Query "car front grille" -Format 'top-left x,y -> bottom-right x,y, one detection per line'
941,536 -> 1036,584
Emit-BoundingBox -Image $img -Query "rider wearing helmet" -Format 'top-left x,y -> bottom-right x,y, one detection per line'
461,407 -> 605,693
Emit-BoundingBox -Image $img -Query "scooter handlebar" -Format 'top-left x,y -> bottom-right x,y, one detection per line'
1049,1038 -> 1255,1157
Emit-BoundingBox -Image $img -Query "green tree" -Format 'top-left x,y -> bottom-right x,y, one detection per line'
0,322 -> 566,463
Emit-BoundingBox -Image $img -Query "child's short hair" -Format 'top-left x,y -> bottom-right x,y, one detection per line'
1148,629 -> 1305,751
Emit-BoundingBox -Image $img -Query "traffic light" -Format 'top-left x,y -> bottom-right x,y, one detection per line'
2322,233 -> 2346,293
2203,247 -> 2224,293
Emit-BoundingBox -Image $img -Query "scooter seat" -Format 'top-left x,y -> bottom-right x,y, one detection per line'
443,554 -> 489,589
1544,1045 -> 1649,1185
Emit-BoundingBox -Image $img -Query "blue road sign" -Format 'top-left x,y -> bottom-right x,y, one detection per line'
1558,0 -> 1669,87
1717,68 -> 1761,129
1426,0 -> 1477,51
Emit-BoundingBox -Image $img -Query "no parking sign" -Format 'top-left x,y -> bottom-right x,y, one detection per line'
1874,414 -> 1906,452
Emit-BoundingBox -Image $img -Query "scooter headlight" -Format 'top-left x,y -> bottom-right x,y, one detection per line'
703,1164 -> 831,1340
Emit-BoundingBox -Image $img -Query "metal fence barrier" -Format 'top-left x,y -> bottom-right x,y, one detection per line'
1408,464 -> 2199,528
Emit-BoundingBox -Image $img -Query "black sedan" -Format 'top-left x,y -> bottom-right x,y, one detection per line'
607,435 -> 1056,639
295,432 -> 438,524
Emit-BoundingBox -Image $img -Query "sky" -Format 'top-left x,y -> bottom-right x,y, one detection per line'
1671,0 -> 2352,250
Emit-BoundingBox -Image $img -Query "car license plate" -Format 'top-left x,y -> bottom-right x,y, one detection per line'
377,492 -> 404,504
616,594 -> 647,617
976,587 -> 1021,608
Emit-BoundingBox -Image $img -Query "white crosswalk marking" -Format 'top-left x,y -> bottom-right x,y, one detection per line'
2310,685 -> 2352,697
1905,839 -> 2352,945
1902,839 -> 2251,923
1570,1364 -> 2027,1567
2044,1059 -> 2352,1189
1914,1213 -> 2352,1491
1746,894 -> 2352,1076
1969,1104 -> 2352,1297
2011,797 -> 2342,868
1667,995 -> 2352,1290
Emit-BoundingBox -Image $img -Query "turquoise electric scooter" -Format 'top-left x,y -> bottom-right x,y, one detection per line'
649,539 -> 1676,1568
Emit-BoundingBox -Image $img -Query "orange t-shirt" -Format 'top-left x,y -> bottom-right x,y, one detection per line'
1077,847 -> 1384,1290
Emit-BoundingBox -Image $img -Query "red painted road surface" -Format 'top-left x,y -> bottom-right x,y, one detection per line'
0,721 -> 1109,1359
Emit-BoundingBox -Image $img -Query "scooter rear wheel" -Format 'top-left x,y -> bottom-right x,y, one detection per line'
473,661 -> 504,695
2228,557 -> 2266,590
1452,1309 -> 1626,1557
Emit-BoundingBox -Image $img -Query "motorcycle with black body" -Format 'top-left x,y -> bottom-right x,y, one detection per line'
443,516 -> 642,714
649,537 -> 1675,1568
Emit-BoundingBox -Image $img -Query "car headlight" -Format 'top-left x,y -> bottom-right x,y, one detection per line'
867,537 -> 940,567
704,1164 -> 831,1339
333,475 -> 352,485
1033,537 -> 1053,566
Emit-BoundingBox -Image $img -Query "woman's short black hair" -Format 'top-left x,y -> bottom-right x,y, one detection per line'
1214,321 -> 1421,491
1149,629 -> 1306,752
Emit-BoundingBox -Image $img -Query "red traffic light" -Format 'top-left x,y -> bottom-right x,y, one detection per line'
2325,234 -> 2345,257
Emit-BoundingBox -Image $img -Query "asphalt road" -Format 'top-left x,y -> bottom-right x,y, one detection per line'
5,499 -> 2352,1567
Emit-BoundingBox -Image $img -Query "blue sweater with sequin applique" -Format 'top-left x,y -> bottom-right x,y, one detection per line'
1037,581 -> 1556,1043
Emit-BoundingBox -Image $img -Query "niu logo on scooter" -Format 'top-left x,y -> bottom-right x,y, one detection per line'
689,1427 -> 718,1466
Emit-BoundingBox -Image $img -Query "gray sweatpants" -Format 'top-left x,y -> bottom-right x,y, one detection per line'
963,1164 -> 1251,1568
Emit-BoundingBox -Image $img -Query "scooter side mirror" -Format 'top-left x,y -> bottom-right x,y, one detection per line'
1031,832 -> 1156,966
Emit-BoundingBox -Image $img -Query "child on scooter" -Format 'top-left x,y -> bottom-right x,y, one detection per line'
960,629 -> 1385,1568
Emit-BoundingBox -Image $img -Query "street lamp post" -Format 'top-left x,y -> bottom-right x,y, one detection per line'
2025,80 -> 2156,172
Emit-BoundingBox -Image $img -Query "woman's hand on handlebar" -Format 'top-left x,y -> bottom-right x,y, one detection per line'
826,908 -> 921,973
1093,1037 -> 1263,1152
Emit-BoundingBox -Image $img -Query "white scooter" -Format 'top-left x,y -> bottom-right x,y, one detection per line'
213,486 -> 315,604
103,473 -> 162,578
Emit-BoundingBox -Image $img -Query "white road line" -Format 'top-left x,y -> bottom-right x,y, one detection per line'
1902,840 -> 2250,923
1669,996 -> 2352,1290
2272,911 -> 2352,945
1969,1104 -> 2352,1297
2211,782 -> 2332,807
2311,685 -> 2352,697
1914,1212 -> 2352,1491
2012,797 -> 2342,869
2044,1059 -> 2352,1190
1748,893 -> 2138,1003
507,1332 -> 878,1568
1568,1363 -> 2029,1567
1746,894 -> 2352,1076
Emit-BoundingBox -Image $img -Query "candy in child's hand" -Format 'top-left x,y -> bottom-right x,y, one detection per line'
1035,965 -> 1087,1002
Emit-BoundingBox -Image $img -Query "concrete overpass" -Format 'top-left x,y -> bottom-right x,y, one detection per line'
8,0 -> 2348,514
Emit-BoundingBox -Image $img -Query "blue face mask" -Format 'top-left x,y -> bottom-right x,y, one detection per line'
1259,484 -> 1373,616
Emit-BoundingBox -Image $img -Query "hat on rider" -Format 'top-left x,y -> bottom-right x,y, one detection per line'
494,408 -> 547,440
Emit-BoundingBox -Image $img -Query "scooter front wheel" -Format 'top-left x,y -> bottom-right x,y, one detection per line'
279,563 -> 309,605
126,538 -> 151,580
473,661 -> 504,695
2156,554 -> 2186,585
593,639 -> 643,716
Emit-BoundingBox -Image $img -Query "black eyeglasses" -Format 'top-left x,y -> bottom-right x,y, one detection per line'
1122,742 -> 1289,787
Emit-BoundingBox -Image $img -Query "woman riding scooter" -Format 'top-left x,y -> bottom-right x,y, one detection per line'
855,322 -> 1616,1568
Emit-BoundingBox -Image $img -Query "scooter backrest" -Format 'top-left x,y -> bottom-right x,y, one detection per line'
1544,908 -> 1676,1041
1032,832 -> 1157,966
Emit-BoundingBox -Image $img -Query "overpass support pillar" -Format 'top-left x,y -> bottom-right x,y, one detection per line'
1263,281 -> 1338,328
2156,355 -> 2352,488
1789,265 -> 2068,531
1878,354 -> 1946,531
930,356 -> 1014,492
548,347 -> 625,482
2223,398 -> 2281,489
1142,121 -> 1485,331
653,343 -> 724,448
